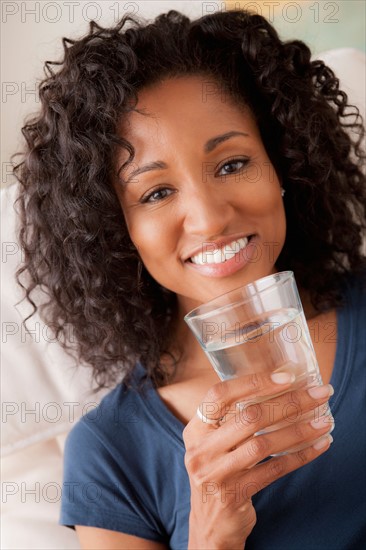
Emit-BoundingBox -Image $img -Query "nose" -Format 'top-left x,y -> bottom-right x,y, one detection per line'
182,185 -> 234,238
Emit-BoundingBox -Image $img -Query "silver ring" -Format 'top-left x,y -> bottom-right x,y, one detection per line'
196,407 -> 220,425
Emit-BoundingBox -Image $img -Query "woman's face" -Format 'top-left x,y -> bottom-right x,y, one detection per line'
115,76 -> 286,314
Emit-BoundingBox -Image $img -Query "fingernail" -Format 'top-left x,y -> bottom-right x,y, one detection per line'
313,434 -> 333,451
271,372 -> 296,384
308,384 -> 334,399
311,415 -> 335,430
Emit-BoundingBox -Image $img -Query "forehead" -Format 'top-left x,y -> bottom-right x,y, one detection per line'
119,75 -> 258,146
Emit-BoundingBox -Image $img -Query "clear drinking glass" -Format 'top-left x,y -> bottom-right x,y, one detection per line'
184,271 -> 332,453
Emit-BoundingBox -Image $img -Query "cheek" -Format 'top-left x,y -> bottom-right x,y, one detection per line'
247,187 -> 286,247
238,181 -> 283,220
125,212 -> 175,262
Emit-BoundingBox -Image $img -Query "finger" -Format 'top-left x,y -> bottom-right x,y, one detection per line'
189,370 -> 297,431
224,413 -> 334,471
216,384 -> 334,452
241,434 -> 334,499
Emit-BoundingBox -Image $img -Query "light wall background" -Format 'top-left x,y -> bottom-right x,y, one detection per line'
227,1 -> 366,53
1,0 -> 365,188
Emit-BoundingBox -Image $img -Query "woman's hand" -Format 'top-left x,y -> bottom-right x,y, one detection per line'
183,371 -> 334,550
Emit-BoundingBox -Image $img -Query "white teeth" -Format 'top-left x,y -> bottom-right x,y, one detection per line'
190,237 -> 249,265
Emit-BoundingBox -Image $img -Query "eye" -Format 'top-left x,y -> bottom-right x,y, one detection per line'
140,187 -> 174,204
216,157 -> 250,177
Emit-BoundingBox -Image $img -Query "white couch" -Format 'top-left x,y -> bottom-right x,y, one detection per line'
1,48 -> 365,550
1,182 -> 108,549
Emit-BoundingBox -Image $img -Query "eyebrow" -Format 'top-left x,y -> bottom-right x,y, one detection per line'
204,131 -> 249,153
123,130 -> 249,183
125,161 -> 167,183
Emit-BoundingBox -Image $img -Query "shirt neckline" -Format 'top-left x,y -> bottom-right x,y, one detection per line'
327,290 -> 354,413
133,363 -> 186,448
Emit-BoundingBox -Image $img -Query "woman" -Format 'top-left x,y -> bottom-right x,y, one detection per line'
14,9 -> 365,550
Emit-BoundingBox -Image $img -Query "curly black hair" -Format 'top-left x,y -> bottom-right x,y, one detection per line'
13,9 -> 366,389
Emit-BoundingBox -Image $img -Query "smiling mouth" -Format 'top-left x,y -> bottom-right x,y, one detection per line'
187,235 -> 255,265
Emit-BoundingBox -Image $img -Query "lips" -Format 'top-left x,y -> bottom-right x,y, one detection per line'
189,237 -> 250,265
184,234 -> 257,278
185,234 -> 254,264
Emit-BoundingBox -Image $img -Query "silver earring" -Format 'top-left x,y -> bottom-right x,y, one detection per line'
281,188 -> 286,197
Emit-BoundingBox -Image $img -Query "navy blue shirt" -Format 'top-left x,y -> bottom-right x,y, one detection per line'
60,278 -> 366,549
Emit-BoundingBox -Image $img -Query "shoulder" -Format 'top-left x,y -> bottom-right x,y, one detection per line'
336,271 -> 366,361
60,364 -> 186,541
61,366 -> 155,525
65,364 -> 151,458
339,271 -> 366,315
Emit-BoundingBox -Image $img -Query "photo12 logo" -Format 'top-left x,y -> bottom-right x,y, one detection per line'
201,2 -> 340,24
1,1 -> 140,24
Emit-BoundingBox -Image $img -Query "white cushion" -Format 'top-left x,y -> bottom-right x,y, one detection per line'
1,183 -> 107,457
1,184 -> 107,549
1,436 -> 80,549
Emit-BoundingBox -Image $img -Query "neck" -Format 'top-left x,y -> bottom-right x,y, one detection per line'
160,303 -> 212,385
299,288 -> 319,320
